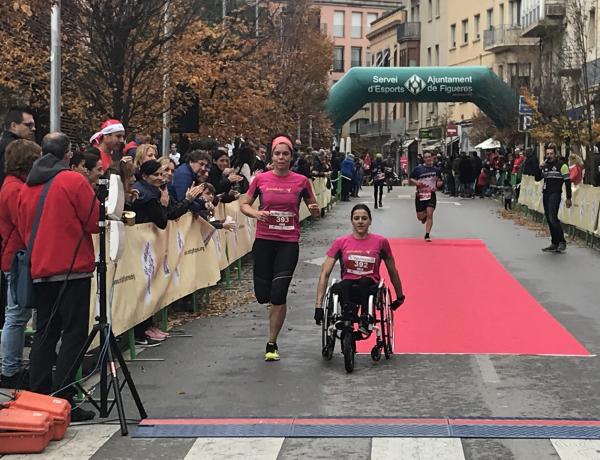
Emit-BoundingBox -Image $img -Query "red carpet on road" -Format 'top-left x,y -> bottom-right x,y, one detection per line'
357,238 -> 590,356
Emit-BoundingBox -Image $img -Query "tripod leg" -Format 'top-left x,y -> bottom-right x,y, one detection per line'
110,332 -> 148,419
104,331 -> 128,436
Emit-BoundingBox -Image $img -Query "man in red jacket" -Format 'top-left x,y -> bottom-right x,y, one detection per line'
17,132 -> 100,421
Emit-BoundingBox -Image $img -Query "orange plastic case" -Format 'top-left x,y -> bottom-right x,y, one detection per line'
0,407 -> 53,454
9,391 -> 72,440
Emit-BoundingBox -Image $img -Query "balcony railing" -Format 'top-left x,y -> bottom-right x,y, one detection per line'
332,24 -> 344,37
397,22 -> 421,42
483,25 -> 538,51
521,0 -> 565,37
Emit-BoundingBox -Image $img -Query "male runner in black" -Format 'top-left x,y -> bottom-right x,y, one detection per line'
410,152 -> 443,242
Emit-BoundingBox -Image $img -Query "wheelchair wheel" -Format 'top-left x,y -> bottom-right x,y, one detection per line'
342,332 -> 355,373
321,287 -> 335,360
383,288 -> 394,359
370,346 -> 381,362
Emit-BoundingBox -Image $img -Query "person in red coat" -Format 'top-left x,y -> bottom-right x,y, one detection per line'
17,132 -> 100,421
0,140 -> 41,389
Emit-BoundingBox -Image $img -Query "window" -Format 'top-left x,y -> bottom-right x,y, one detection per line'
435,44 -> 439,65
333,46 -> 344,71
414,5 -> 420,21
499,3 -> 505,26
450,23 -> 457,48
351,47 -> 362,67
428,0 -> 433,21
367,13 -> 378,32
435,0 -> 441,18
474,14 -> 480,40
427,47 -> 432,66
351,12 -> 362,38
497,64 -> 504,82
462,19 -> 469,44
509,0 -> 521,26
333,11 -> 344,37
366,49 -> 371,67
487,8 -> 493,30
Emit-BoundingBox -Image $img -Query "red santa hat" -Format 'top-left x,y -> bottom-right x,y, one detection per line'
90,119 -> 125,145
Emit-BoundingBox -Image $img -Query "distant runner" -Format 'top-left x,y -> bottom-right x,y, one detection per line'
410,152 -> 443,242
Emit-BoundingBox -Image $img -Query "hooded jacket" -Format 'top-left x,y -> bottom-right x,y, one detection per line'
17,154 -> 100,281
131,179 -> 168,229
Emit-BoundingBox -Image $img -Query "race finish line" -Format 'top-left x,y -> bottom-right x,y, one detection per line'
133,417 -> 600,439
357,238 -> 591,356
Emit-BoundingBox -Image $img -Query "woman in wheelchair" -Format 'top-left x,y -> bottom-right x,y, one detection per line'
314,204 -> 405,336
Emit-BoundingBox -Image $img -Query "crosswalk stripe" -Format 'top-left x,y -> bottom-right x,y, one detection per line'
371,438 -> 466,460
7,424 -> 119,459
551,439 -> 600,460
184,437 -> 285,460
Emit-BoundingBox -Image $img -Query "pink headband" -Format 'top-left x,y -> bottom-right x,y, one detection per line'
271,136 -> 293,152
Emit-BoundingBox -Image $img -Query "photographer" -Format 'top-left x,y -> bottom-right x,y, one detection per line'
17,132 -> 99,421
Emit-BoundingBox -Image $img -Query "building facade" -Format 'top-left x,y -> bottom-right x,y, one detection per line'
316,0 -> 403,138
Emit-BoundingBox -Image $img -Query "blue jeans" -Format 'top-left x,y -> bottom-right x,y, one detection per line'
1,272 -> 32,377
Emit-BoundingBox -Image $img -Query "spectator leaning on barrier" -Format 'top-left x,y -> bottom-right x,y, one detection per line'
171,149 -> 212,213
159,157 -> 203,220
17,132 -> 100,421
131,159 -> 169,230
340,153 -> 355,201
0,140 -> 42,389
569,152 -> 584,186
208,147 -> 243,202
197,183 -> 236,231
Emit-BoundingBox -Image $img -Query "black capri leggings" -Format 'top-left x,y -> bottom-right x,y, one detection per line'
252,238 -> 300,306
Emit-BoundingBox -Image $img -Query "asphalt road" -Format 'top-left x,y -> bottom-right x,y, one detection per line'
6,187 -> 600,459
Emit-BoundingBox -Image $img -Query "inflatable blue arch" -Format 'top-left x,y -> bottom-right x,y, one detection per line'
326,66 -> 517,129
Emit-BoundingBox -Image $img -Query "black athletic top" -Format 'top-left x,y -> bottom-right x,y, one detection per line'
534,160 -> 572,199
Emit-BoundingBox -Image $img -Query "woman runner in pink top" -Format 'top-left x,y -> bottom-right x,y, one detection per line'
315,204 -> 405,335
240,133 -> 320,361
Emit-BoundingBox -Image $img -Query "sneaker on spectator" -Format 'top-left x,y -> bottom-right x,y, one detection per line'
135,337 -> 162,347
0,370 -> 29,390
145,329 -> 166,341
150,327 -> 170,338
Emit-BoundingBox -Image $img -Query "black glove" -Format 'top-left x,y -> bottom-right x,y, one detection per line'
391,295 -> 405,311
314,308 -> 324,325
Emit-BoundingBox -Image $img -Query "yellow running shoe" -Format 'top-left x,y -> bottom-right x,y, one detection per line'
265,342 -> 280,361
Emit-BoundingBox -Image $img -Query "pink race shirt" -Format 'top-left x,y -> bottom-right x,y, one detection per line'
248,171 -> 314,243
326,233 -> 392,282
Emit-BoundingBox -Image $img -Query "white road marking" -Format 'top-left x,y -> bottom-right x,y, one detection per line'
371,438 -> 466,460
475,355 -> 500,384
8,424 -> 119,459
551,439 -> 600,460
184,437 -> 284,460
305,256 -> 326,266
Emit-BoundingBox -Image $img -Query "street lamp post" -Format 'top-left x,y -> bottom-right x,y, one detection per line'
50,1 -> 61,132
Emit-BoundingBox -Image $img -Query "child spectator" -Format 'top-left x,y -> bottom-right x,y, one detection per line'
503,178 -> 515,211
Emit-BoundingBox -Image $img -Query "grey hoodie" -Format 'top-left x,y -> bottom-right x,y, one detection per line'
26,154 -> 69,186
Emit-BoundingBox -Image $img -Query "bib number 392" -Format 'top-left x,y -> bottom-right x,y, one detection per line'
347,254 -> 376,275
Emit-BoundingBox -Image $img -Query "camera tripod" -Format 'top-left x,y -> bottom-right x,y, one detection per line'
70,178 -> 147,435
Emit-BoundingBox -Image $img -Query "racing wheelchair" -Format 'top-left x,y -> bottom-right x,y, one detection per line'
320,279 -> 394,373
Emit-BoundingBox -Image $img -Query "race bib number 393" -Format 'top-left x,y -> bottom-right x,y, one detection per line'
347,254 -> 376,275
266,211 -> 296,231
